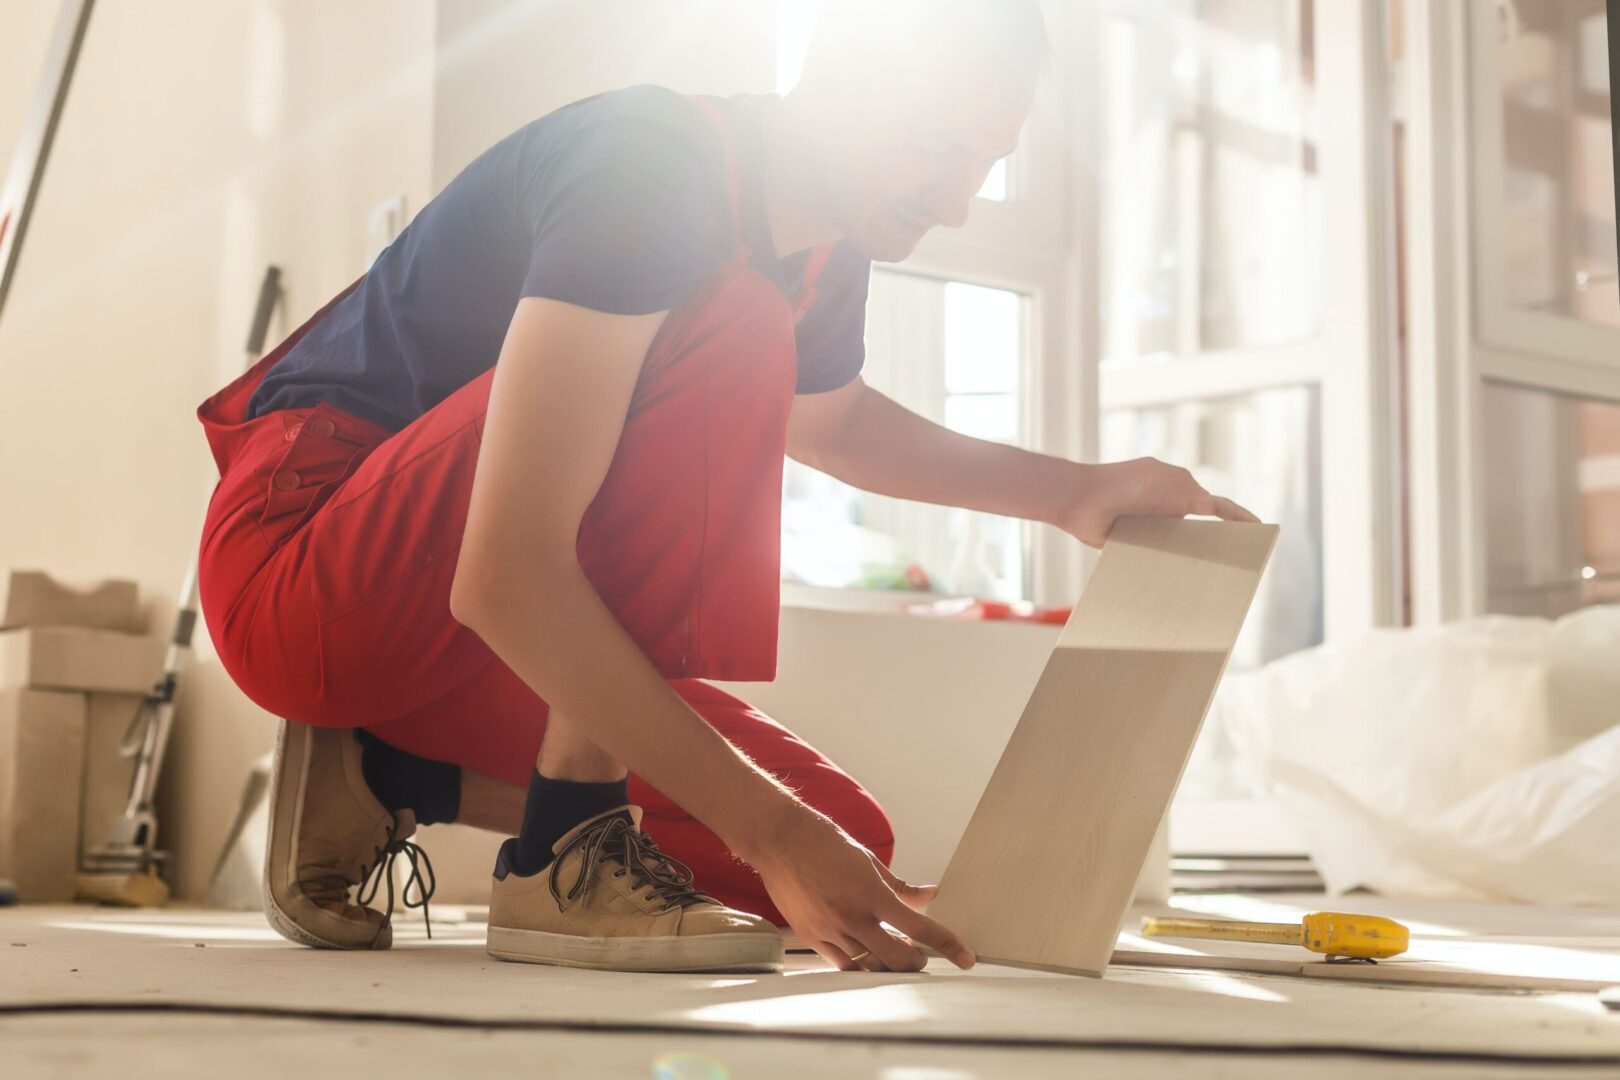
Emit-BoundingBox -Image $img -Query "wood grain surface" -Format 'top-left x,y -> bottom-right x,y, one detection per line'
931,518 -> 1278,976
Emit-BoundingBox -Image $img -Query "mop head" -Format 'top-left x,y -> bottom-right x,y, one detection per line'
74,865 -> 170,908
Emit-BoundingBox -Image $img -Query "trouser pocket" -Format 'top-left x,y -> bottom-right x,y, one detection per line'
257,403 -> 384,545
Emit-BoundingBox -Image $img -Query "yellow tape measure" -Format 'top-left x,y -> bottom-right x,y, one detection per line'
1141,911 -> 1410,960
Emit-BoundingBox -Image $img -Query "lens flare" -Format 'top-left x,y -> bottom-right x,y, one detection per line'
652,1052 -> 730,1080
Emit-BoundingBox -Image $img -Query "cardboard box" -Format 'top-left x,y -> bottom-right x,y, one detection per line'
80,692 -> 144,866
0,688 -> 86,901
0,625 -> 166,695
0,615 -> 165,897
0,570 -> 141,633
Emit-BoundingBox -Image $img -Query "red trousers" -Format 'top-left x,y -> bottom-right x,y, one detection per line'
195,266 -> 892,924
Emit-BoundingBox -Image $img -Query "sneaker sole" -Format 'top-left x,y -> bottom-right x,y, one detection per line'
486,925 -> 783,973
261,720 -> 390,951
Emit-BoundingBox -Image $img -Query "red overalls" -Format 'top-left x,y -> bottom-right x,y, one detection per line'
194,100 -> 892,924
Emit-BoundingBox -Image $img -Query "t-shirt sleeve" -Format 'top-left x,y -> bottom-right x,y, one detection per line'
518,115 -> 729,315
793,242 -> 872,394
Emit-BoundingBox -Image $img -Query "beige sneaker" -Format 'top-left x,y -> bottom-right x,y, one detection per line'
262,720 -> 434,950
486,805 -> 783,973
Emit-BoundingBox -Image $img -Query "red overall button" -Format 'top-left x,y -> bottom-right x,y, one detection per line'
273,471 -> 300,491
284,422 -> 303,441
308,417 -> 336,438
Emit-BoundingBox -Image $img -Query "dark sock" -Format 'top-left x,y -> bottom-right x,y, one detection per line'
509,769 -> 630,875
356,729 -> 461,827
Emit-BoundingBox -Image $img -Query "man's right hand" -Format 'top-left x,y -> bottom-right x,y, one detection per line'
747,809 -> 976,972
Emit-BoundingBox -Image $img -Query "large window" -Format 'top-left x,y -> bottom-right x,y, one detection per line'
1404,0 -> 1620,621
1096,0 -> 1333,662
1094,0 -> 1394,854
1467,0 -> 1620,373
1097,0 -> 1320,361
1493,0 -> 1616,327
771,0 -> 1402,856
775,0 -> 1391,632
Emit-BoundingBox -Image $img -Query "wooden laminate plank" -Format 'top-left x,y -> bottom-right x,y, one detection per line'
931,518 -> 1278,976
1111,944 -> 1620,994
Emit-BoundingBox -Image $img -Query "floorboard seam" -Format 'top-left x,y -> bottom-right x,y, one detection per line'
3,1000 -> 1617,1066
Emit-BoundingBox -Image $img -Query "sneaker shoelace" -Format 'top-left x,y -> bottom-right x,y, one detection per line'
355,827 -> 437,942
549,814 -> 712,913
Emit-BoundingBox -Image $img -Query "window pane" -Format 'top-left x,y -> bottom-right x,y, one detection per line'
1483,382 -> 1620,616
1100,386 -> 1324,666
977,157 -> 1009,201
1490,0 -> 1620,325
775,0 -> 819,94
944,281 -> 1020,393
945,394 -> 1017,442
782,271 -> 1033,599
1098,0 -> 1320,363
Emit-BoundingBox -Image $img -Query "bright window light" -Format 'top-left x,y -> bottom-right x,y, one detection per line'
776,0 -> 819,94
944,394 -> 1017,442
944,281 -> 1020,395
977,157 -> 1009,201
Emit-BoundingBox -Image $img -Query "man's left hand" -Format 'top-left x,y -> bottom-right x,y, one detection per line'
1054,457 -> 1259,548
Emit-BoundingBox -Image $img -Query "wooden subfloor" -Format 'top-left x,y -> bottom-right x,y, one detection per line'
3,899 -> 1618,1078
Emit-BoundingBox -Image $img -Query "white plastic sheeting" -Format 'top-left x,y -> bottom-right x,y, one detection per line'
1209,605 -> 1620,904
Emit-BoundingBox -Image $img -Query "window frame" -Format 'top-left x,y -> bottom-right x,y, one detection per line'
1405,0 -> 1620,623
1089,0 -> 1403,642
1465,0 -> 1620,382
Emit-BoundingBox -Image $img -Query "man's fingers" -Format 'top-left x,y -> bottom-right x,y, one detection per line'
855,922 -> 924,973
870,856 -> 905,891
1189,492 -> 1261,525
881,901 -> 975,969
871,857 -> 937,911
1215,496 -> 1261,523
902,883 -> 939,910
826,930 -> 895,973
816,939 -> 859,971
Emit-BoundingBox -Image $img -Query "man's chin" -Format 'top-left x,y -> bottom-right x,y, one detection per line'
851,226 -> 925,264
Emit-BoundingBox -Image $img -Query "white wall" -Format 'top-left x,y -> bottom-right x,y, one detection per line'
431,0 -> 778,187
0,6 -> 59,158
0,0 -> 436,900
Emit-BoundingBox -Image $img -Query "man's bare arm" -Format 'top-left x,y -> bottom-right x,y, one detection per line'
788,377 -> 1256,546
448,298 -> 798,864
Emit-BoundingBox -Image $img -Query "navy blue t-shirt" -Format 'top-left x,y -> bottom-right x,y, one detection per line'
245,86 -> 872,431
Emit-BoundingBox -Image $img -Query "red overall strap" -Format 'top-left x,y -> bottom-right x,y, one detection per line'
689,95 -> 832,325
792,243 -> 835,323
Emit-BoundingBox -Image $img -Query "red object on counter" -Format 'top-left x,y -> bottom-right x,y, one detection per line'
906,596 -> 1073,624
